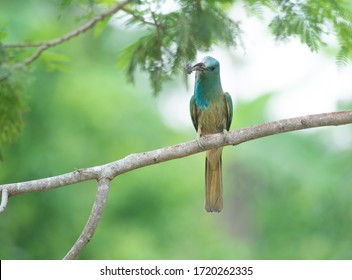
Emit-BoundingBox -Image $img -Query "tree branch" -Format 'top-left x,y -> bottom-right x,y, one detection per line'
64,177 -> 110,260
0,189 -> 9,213
4,0 -> 133,67
121,7 -> 157,27
3,42 -> 45,48
2,110 -> 352,197
1,110 -> 352,258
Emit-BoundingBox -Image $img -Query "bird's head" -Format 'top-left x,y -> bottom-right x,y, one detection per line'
189,56 -> 220,78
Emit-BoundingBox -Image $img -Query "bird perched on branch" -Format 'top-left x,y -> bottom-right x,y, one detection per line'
188,56 -> 233,212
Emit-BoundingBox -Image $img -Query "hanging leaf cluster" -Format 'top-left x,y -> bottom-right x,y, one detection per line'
118,0 -> 241,94
246,0 -> 352,65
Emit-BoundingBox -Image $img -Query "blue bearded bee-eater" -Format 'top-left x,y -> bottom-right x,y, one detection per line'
188,56 -> 233,212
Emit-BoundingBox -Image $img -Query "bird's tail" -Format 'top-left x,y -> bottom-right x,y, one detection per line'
205,148 -> 223,212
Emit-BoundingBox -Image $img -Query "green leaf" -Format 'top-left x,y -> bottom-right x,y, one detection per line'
0,73 -> 27,148
336,45 -> 351,68
93,15 -> 111,38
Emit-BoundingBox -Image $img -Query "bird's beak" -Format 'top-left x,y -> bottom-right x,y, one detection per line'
191,62 -> 206,72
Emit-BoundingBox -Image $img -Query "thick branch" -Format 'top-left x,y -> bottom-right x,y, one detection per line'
1,110 -> 352,197
0,189 -> 9,213
64,177 -> 110,260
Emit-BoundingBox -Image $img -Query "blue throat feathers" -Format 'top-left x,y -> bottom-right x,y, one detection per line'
194,73 -> 222,110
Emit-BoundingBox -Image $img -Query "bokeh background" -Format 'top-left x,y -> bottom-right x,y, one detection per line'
1,0 -> 352,259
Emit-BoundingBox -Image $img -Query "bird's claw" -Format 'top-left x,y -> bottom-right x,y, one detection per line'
222,129 -> 231,144
196,135 -> 207,151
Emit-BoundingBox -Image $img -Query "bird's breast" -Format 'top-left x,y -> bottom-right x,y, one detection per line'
197,97 -> 228,136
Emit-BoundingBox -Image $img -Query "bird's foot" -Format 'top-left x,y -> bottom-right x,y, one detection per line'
196,134 -> 207,151
222,129 -> 231,144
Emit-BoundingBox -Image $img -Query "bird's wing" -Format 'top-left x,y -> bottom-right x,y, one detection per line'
224,92 -> 233,130
189,95 -> 198,131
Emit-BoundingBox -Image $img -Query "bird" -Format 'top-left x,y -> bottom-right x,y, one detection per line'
188,56 -> 233,212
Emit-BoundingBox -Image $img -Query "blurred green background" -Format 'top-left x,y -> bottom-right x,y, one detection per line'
1,0 -> 352,259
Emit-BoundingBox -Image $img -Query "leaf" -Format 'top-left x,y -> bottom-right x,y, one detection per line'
93,15 -> 111,37
0,73 -> 27,147
336,45 -> 351,68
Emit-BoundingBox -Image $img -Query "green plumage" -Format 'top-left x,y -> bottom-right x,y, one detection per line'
189,56 -> 233,212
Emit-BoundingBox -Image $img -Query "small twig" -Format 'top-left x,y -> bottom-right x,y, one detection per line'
121,7 -> 156,26
3,42 -> 45,48
0,189 -> 9,213
64,177 -> 110,260
151,10 -> 163,54
150,9 -> 164,88
0,0 -> 133,82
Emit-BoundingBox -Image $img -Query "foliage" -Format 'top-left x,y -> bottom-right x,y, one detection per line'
118,0 -> 241,94
245,0 -> 352,64
0,44 -> 27,158
0,75 -> 26,146
119,0 -> 352,92
1,0 -> 352,147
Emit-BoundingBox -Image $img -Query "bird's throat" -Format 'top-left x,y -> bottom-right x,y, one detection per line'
194,74 -> 222,110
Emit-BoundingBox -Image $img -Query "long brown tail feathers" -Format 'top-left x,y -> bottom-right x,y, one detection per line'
205,152 -> 223,212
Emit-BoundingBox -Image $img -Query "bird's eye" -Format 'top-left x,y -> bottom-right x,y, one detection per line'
208,66 -> 216,71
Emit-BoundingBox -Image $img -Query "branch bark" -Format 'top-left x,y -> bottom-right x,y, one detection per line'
64,177 -> 110,260
0,188 -> 8,214
1,109 -> 352,258
2,110 -> 352,197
